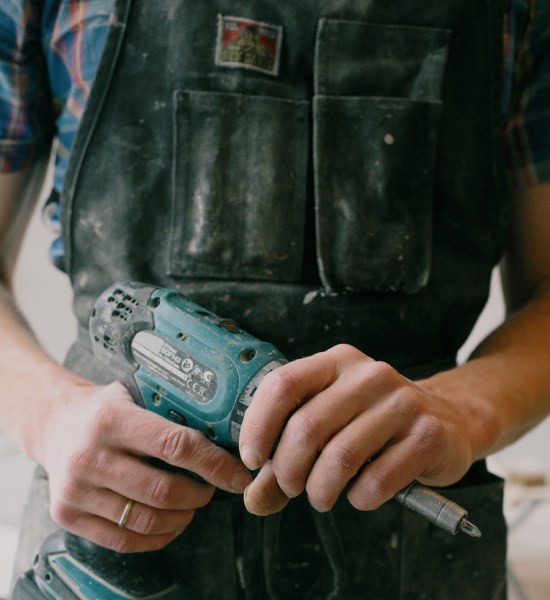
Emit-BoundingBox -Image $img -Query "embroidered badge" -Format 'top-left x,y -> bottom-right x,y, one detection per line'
216,15 -> 283,77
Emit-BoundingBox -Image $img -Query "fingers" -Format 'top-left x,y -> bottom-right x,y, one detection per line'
48,455 -> 205,552
43,381 -> 255,553
243,402 -> 405,515
82,389 -> 252,494
347,441 -> 425,511
54,486 -> 195,537
238,346 -> 473,519
240,345 -> 369,470
243,460 -> 290,516
56,510 -> 185,554
65,453 -> 216,511
270,369 -> 391,499
299,409 -> 399,512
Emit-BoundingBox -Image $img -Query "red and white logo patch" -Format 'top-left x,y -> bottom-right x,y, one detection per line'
216,15 -> 283,77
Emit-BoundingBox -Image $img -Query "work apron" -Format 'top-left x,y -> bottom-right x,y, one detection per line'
15,0 -> 509,598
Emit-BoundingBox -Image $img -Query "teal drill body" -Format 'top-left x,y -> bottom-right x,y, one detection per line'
89,282 -> 287,448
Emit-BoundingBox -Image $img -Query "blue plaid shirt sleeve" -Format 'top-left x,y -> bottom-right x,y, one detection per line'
0,1 -> 55,172
504,0 -> 550,188
0,0 -> 111,183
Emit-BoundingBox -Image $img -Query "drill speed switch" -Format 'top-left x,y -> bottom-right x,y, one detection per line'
89,282 -> 287,447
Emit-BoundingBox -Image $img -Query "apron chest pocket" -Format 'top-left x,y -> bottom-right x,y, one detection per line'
314,19 -> 451,293
169,90 -> 309,282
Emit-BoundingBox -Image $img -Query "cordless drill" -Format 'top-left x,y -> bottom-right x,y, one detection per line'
12,281 -> 286,600
88,282 -> 287,445
13,281 -> 479,600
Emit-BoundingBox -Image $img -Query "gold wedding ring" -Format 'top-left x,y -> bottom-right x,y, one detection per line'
118,499 -> 135,529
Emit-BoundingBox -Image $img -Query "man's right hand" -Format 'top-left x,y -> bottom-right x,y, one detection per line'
36,380 -> 252,553
0,168 -> 251,553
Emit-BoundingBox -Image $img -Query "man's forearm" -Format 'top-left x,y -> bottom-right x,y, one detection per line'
420,286 -> 550,459
0,165 -> 91,461
0,280 -> 87,460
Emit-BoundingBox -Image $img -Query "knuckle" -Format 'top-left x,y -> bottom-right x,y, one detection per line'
415,415 -> 447,453
370,361 -> 400,385
133,506 -> 160,535
348,360 -> 399,393
352,472 -> 392,511
156,427 -> 194,464
263,367 -> 297,397
382,378 -> 427,418
57,476 -> 81,505
66,446 -> 108,483
149,475 -> 175,507
49,501 -> 74,529
329,344 -> 375,370
109,533 -> 136,554
325,443 -> 361,477
330,343 -> 362,362
67,446 -> 96,475
285,410 -> 321,448
388,389 -> 418,418
87,402 -> 118,442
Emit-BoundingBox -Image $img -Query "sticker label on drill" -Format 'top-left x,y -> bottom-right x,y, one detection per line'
230,359 -> 287,444
131,332 -> 217,404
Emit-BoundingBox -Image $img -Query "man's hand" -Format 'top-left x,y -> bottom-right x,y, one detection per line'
0,167 -> 253,554
239,183 -> 550,518
38,381 -> 252,553
239,344 -> 497,516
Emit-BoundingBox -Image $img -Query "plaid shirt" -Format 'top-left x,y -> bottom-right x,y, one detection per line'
0,0 -> 549,263
503,0 -> 550,187
0,0 -> 113,187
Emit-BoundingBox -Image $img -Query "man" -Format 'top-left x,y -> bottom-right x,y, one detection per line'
1,0 -> 550,598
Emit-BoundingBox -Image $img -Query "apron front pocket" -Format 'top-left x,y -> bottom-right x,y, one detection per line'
314,19 -> 450,293
315,96 -> 441,292
169,90 -> 309,282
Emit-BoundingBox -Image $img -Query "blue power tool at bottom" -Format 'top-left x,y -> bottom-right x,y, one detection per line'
12,281 -> 287,600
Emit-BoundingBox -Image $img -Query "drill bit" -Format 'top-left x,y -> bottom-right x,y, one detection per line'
394,481 -> 482,537
459,518 -> 482,538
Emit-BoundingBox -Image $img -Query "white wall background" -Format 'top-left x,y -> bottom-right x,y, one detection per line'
13,181 -> 76,364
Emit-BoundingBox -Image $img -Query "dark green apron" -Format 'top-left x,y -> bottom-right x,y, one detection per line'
18,0 -> 510,598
